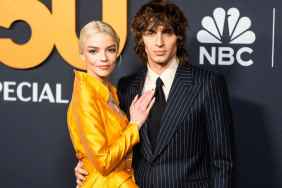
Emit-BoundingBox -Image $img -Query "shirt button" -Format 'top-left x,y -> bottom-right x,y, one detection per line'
128,158 -> 131,161
128,169 -> 130,172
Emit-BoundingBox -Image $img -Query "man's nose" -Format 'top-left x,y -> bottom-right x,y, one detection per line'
155,32 -> 164,47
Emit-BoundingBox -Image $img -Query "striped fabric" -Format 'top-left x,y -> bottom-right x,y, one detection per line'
117,63 -> 235,188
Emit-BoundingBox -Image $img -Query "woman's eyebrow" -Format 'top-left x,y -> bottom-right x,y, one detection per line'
107,44 -> 116,48
87,44 -> 116,49
87,46 -> 99,49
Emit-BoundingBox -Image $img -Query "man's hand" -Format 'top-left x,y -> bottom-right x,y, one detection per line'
75,154 -> 88,187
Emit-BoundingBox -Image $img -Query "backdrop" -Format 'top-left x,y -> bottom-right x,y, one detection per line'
0,0 -> 281,187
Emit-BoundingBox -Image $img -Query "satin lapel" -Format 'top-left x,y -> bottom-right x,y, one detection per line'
153,64 -> 202,160
129,67 -> 154,160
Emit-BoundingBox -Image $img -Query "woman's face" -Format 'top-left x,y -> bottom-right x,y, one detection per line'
80,33 -> 117,81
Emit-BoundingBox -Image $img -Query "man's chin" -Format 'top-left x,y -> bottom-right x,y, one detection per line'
150,58 -> 169,65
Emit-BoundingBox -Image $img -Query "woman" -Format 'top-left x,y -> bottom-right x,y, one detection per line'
67,21 -> 155,188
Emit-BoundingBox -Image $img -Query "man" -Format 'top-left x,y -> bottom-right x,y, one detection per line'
75,0 -> 235,187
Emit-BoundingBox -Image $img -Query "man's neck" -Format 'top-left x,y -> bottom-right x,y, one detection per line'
148,57 -> 176,76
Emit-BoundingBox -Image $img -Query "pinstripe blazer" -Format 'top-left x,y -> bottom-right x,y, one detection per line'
117,63 -> 235,188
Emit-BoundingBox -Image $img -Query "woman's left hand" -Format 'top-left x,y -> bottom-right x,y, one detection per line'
129,90 -> 155,129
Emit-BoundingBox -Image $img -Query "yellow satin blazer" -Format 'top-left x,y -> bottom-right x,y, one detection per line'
67,71 -> 139,188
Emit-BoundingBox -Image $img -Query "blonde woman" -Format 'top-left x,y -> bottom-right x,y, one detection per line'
67,21 -> 155,188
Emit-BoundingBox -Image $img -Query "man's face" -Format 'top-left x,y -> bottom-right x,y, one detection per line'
142,25 -> 178,67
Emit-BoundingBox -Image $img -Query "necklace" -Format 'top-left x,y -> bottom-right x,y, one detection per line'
111,99 -> 120,113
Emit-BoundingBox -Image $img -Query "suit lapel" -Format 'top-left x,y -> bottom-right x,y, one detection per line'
153,63 -> 202,160
129,67 -> 147,94
129,67 -> 154,160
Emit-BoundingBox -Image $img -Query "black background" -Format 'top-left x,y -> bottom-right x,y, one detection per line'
0,0 -> 281,187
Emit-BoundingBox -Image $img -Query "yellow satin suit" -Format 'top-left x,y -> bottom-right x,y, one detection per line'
67,71 -> 139,188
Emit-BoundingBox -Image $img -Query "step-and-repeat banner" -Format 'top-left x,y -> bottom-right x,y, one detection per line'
0,0 -> 281,187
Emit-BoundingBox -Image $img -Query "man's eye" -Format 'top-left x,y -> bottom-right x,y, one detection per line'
144,31 -> 155,36
165,31 -> 173,35
89,50 -> 97,54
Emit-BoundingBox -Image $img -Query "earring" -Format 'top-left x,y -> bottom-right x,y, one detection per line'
118,55 -> 122,66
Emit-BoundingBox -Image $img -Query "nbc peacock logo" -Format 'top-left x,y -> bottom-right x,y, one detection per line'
197,8 -> 256,66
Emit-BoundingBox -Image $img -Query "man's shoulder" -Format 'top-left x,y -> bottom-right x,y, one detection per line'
117,72 -> 139,90
187,62 -> 225,84
117,67 -> 147,91
119,72 -> 139,83
117,66 -> 147,88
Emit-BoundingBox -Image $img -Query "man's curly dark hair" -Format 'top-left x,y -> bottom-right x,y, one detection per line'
131,0 -> 190,67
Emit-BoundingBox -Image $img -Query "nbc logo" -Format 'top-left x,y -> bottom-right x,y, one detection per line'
197,8 -> 256,66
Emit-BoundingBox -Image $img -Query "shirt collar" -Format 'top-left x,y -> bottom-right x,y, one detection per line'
146,58 -> 178,91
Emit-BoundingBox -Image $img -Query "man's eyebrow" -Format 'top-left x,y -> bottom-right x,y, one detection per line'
163,28 -> 174,32
145,28 -> 155,32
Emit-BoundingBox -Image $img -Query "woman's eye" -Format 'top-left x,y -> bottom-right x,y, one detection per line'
89,50 -> 97,54
108,49 -> 116,53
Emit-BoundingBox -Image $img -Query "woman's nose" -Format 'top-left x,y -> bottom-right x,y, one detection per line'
100,51 -> 108,62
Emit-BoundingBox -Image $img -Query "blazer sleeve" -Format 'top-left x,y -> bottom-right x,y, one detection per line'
71,93 -> 140,176
204,72 -> 235,188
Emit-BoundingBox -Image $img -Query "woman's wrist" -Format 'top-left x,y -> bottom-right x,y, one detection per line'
129,121 -> 140,130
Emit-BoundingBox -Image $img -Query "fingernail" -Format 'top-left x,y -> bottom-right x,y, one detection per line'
135,95 -> 138,99
152,97 -> 155,101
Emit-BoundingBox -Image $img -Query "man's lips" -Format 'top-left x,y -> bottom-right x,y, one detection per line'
154,51 -> 166,56
99,65 -> 110,70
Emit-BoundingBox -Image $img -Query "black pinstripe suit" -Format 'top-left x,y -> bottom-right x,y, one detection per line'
117,62 -> 235,188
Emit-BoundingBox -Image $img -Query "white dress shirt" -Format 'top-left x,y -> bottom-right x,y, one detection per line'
142,58 -> 178,101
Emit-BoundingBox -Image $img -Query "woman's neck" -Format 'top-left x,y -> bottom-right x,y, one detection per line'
87,71 -> 109,89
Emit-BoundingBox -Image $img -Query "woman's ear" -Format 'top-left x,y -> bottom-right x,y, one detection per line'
80,52 -> 86,61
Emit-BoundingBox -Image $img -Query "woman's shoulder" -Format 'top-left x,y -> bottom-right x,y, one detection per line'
72,70 -> 101,104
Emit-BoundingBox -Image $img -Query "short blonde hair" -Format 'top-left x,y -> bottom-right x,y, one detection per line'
78,21 -> 120,54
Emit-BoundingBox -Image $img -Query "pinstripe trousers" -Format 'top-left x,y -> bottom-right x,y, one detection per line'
117,63 -> 235,188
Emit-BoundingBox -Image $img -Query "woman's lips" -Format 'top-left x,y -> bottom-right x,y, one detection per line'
99,65 -> 110,70
154,51 -> 165,56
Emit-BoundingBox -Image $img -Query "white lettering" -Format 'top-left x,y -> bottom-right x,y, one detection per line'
56,84 -> 69,103
17,82 -> 31,102
0,81 -> 69,103
200,46 -> 216,65
33,83 -> 38,102
218,47 -> 234,65
38,83 -> 55,103
236,47 -> 253,66
4,82 -> 16,101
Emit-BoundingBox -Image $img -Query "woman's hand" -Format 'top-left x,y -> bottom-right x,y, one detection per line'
129,90 -> 155,129
75,154 -> 88,187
